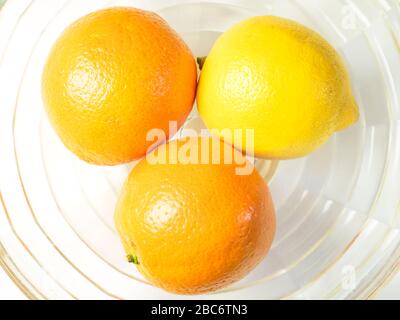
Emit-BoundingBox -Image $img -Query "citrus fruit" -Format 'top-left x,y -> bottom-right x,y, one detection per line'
197,16 -> 359,159
115,136 -> 276,294
42,7 -> 197,165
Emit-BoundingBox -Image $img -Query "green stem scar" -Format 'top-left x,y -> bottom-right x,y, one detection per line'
197,56 -> 207,70
127,254 -> 139,265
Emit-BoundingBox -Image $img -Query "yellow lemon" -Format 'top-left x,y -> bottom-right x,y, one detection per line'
197,16 -> 359,159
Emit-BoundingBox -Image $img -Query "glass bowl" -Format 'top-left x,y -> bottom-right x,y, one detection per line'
0,0 -> 399,300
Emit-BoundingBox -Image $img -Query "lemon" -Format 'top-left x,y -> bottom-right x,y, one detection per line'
197,16 -> 359,159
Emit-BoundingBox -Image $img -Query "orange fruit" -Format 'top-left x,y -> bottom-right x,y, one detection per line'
42,7 -> 197,165
115,136 -> 276,294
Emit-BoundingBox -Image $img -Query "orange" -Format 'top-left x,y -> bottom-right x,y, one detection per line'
42,7 -> 197,165
115,136 -> 276,294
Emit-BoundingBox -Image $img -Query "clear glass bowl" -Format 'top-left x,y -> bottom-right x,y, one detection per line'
0,0 -> 399,300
